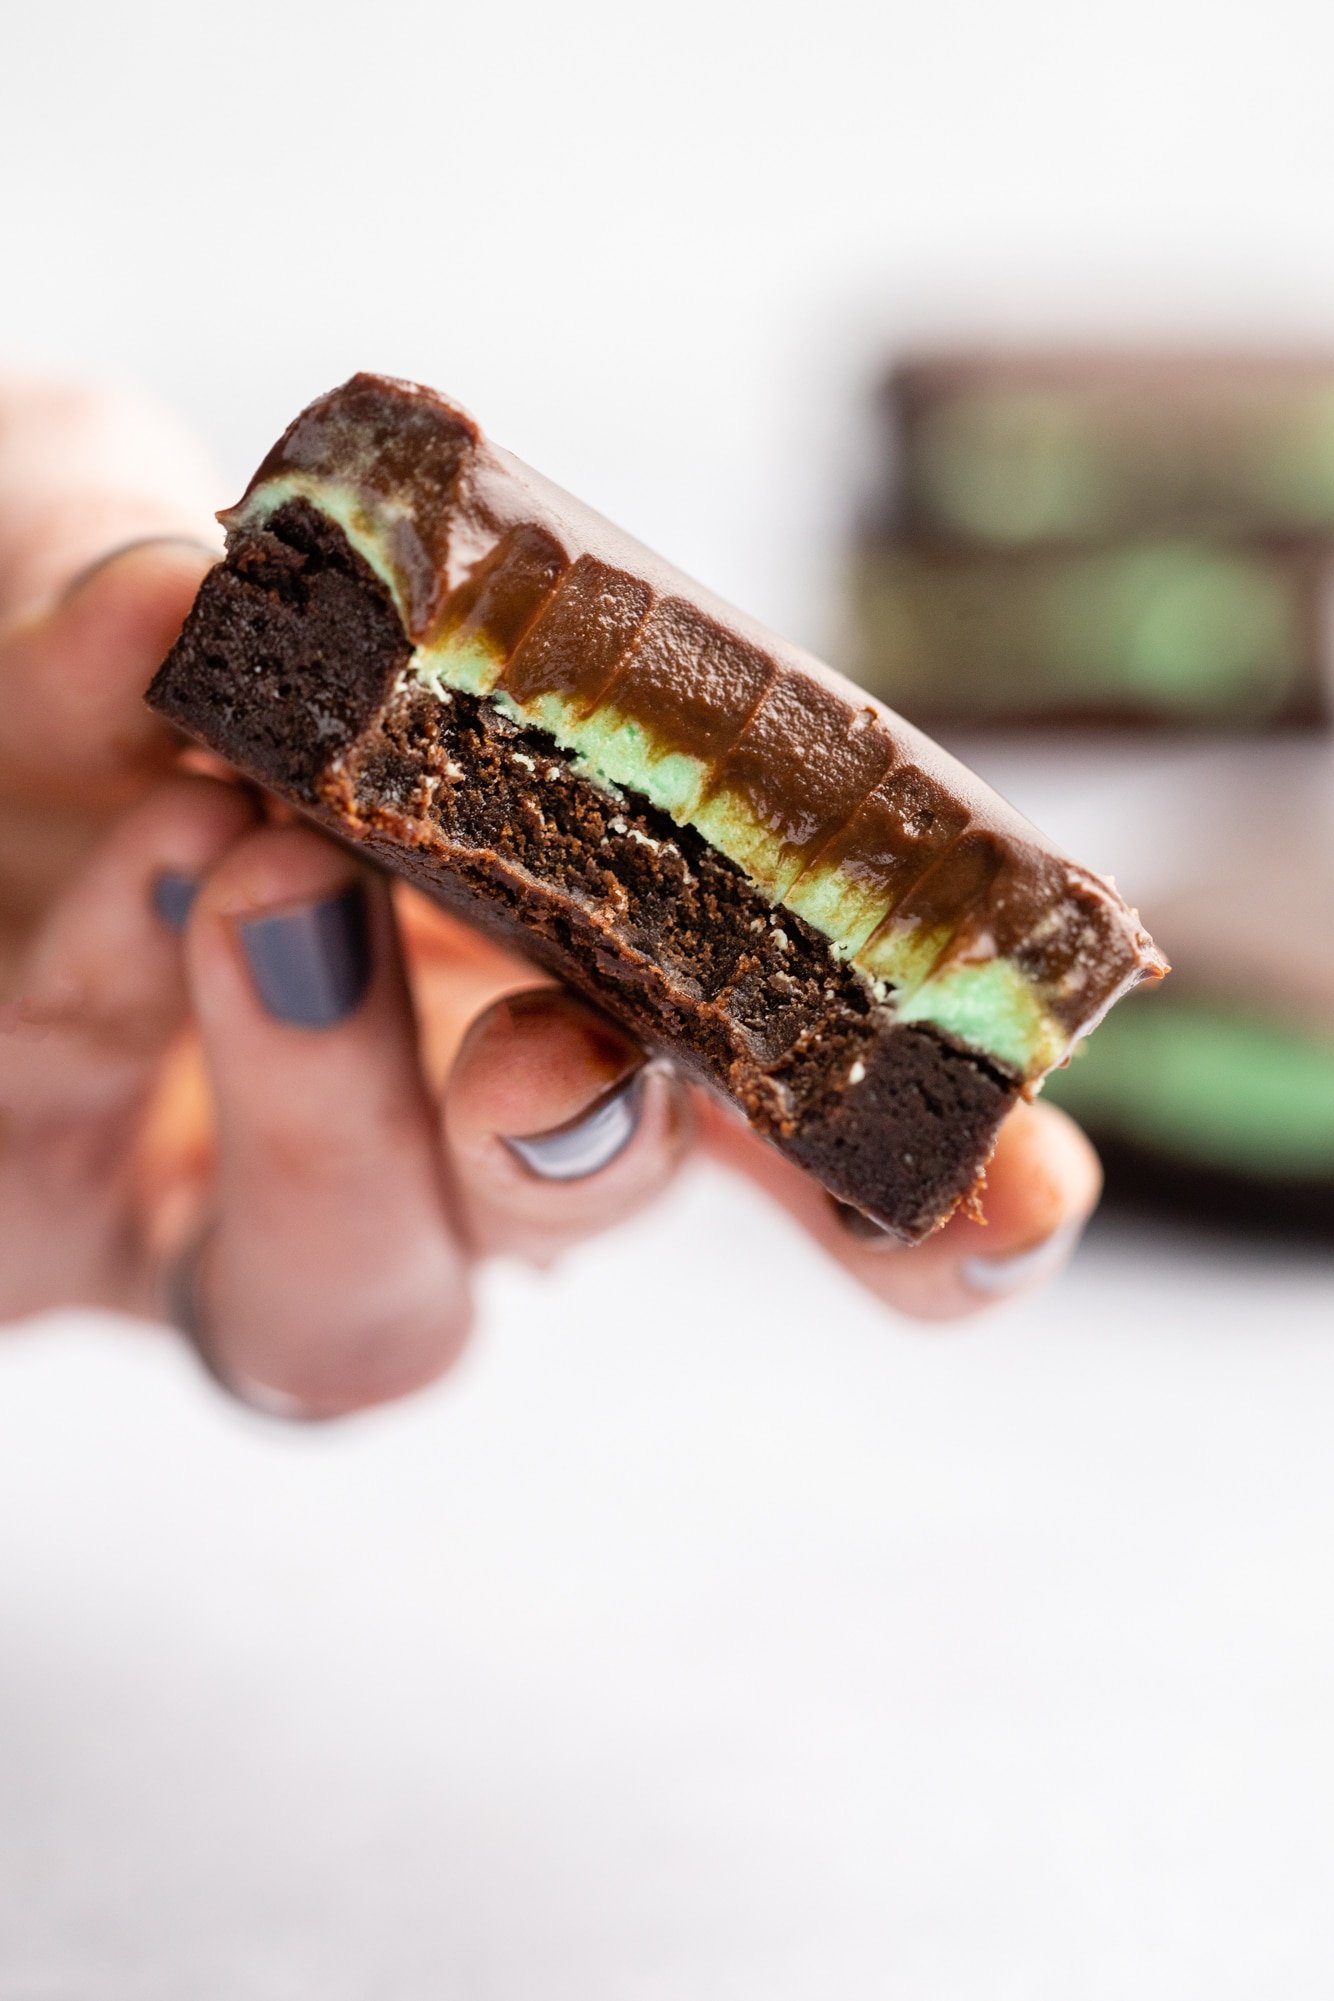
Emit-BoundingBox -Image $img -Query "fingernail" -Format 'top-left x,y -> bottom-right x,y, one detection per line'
152,871 -> 199,932
203,1359 -> 330,1424
168,1236 -> 333,1423
59,535 -> 220,606
238,883 -> 371,1029
962,1220 -> 1084,1297
829,1195 -> 894,1244
503,1067 -> 646,1182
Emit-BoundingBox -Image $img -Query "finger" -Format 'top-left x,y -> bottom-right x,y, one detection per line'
0,772 -> 255,1126
0,772 -> 255,1319
0,539 -> 220,808
0,376 -> 218,624
705,1095 -> 1102,1323
181,824 -> 471,1418
0,540 -> 223,965
0,377 -> 221,796
443,987 -> 692,1266
394,885 -> 557,1093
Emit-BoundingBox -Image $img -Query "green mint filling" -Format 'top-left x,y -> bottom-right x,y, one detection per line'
781,863 -> 899,961
895,957 -> 1060,1076
1045,998 -> 1334,1176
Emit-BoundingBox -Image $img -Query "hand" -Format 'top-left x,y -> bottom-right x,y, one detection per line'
0,378 -> 1103,1417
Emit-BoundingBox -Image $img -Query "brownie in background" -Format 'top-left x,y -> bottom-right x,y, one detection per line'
847,351 -> 1334,729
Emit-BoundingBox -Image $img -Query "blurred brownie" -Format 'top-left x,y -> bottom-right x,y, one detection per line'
846,541 -> 1329,728
889,351 -> 1334,548
1044,874 -> 1334,1238
847,352 -> 1334,729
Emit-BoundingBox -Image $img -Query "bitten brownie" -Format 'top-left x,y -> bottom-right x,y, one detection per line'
148,374 -> 1165,1243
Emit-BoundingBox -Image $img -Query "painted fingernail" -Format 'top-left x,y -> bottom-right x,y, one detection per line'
59,536 -> 220,606
152,871 -> 199,932
238,882 -> 371,1028
503,1067 -> 646,1182
829,1195 -> 895,1244
962,1220 -> 1084,1297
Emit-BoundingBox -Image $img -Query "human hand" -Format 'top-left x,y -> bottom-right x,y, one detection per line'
0,378 -> 1103,1416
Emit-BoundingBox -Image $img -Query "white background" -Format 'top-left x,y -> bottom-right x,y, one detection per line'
3,2 -> 1334,1993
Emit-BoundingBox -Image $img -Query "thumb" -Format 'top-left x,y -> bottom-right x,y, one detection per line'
2,540 -> 220,802
0,377 -> 221,797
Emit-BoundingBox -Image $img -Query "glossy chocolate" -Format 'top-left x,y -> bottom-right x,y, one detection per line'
227,374 -> 1165,1067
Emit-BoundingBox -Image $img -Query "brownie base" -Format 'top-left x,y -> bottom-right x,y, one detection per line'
148,500 -> 1017,1242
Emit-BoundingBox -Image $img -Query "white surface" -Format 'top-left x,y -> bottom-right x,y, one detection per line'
2,1175 -> 1334,1999
5,0 -> 1334,1990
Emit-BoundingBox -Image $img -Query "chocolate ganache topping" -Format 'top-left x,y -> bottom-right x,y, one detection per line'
224,373 -> 1166,1081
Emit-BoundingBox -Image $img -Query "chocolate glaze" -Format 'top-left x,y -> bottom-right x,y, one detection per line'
231,374 -> 1165,1052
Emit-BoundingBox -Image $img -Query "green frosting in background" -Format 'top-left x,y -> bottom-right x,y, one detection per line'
849,544 -> 1304,724
1044,997 -> 1334,1177
917,391 -> 1113,542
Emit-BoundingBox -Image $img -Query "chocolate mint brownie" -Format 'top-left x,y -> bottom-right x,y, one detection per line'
148,374 -> 1164,1243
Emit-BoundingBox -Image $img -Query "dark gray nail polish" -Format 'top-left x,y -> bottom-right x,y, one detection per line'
238,883 -> 371,1028
504,1068 -> 645,1182
829,1195 -> 894,1244
59,536 -> 220,606
152,871 -> 199,933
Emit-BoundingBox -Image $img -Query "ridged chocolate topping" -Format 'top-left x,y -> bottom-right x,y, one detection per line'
228,373 -> 1166,1061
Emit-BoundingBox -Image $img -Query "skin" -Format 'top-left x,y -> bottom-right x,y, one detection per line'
0,377 -> 1103,1419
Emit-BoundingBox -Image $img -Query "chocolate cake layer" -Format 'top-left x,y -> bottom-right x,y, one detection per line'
148,375 -> 1164,1241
